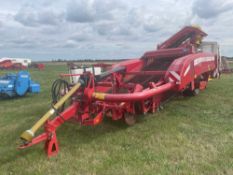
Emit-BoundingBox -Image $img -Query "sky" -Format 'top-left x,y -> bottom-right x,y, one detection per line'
0,0 -> 233,60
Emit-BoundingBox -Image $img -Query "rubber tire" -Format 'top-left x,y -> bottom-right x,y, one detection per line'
183,88 -> 200,96
124,114 -> 136,126
192,88 -> 200,96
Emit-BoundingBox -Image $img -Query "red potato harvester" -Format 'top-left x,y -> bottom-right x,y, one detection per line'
19,26 -> 221,157
0,60 -> 27,70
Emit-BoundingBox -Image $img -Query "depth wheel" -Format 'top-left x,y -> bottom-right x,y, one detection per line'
192,88 -> 200,96
183,88 -> 200,96
124,114 -> 136,126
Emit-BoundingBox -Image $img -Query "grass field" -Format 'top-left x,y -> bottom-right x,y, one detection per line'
0,64 -> 232,175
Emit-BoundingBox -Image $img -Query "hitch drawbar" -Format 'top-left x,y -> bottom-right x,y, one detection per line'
20,83 -> 81,142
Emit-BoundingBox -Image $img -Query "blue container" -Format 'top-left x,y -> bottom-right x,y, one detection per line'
29,82 -> 40,93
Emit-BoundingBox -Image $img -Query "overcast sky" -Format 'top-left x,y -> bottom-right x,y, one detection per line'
0,0 -> 233,60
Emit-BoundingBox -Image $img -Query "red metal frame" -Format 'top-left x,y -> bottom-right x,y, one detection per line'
19,26 -> 221,157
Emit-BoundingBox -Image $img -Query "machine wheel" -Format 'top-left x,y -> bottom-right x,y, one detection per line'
124,114 -> 136,126
183,88 -> 199,96
192,88 -> 200,96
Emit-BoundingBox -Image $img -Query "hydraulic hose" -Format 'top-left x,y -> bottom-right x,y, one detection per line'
51,79 -> 69,104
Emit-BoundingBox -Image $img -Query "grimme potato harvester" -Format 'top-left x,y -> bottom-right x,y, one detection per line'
19,26 -> 221,157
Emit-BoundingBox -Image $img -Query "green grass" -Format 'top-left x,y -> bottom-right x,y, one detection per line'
0,65 -> 233,175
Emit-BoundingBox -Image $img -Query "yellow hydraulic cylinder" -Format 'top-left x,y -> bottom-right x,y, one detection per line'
20,83 -> 81,142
